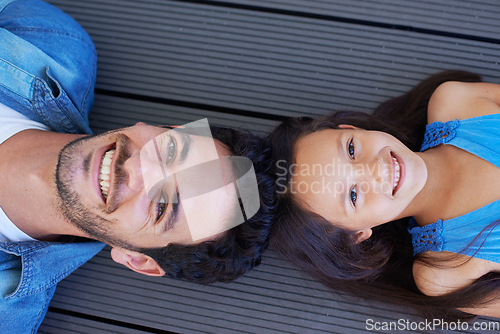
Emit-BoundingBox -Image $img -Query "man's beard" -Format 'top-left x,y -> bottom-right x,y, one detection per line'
55,132 -> 133,249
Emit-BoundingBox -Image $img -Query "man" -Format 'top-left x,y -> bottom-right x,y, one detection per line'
0,0 -> 275,332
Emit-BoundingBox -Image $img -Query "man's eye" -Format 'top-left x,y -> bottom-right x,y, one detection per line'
350,186 -> 357,207
157,194 -> 166,221
348,138 -> 355,159
165,135 -> 177,164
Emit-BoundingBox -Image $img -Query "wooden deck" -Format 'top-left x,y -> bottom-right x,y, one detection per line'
39,1 -> 500,333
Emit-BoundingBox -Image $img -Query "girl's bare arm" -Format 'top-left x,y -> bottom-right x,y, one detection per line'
427,81 -> 500,123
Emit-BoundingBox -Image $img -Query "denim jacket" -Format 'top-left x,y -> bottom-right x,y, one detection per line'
0,0 -> 104,332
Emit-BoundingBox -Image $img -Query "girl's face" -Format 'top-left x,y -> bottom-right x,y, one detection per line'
291,126 -> 427,240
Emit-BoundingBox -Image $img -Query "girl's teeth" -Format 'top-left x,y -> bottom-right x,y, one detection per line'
392,156 -> 400,189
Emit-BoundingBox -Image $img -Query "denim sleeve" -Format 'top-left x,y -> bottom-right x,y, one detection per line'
0,250 -> 55,334
0,0 -> 96,134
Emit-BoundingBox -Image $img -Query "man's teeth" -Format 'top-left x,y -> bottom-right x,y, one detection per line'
392,156 -> 400,190
99,149 -> 115,199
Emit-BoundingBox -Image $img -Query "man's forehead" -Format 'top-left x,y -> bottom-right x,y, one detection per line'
181,176 -> 240,241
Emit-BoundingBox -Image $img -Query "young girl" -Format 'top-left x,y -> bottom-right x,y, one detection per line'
269,70 -> 500,320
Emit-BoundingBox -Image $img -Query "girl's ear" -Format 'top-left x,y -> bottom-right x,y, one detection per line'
353,228 -> 373,244
338,124 -> 361,130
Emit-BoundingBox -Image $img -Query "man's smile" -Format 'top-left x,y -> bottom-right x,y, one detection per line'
99,148 -> 115,200
92,142 -> 116,204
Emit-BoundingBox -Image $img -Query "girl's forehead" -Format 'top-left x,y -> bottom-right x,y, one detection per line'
295,129 -> 345,159
297,128 -> 348,145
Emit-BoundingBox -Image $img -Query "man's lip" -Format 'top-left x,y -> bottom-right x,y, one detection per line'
94,143 -> 115,204
391,151 -> 404,196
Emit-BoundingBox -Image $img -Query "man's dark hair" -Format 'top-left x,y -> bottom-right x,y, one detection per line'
138,126 -> 276,283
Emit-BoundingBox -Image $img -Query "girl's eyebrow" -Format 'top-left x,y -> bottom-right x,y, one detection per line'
337,134 -> 348,218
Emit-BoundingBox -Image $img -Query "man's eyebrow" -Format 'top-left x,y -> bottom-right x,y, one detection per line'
158,124 -> 191,164
178,131 -> 191,165
164,183 -> 181,233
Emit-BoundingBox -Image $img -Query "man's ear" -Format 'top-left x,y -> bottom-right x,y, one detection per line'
353,228 -> 372,244
110,247 -> 166,277
337,124 -> 361,130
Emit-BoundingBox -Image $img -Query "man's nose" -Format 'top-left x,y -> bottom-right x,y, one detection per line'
123,145 -> 164,195
139,148 -> 172,198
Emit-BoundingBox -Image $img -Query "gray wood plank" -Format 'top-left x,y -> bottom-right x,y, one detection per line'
38,311 -> 153,334
47,248 -> 419,334
48,0 -> 500,120
89,94 -> 279,135
46,249 -> 500,334
205,0 -> 500,41
38,0 -> 500,333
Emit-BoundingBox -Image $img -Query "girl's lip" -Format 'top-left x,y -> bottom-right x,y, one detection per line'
94,143 -> 115,203
391,151 -> 404,196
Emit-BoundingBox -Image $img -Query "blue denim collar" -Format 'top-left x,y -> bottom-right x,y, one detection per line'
0,240 -> 104,299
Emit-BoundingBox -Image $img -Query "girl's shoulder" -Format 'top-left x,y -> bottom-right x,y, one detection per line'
427,81 -> 500,124
412,251 -> 497,297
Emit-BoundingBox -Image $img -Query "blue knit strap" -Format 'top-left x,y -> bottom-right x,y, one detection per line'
421,119 -> 459,151
408,218 -> 444,255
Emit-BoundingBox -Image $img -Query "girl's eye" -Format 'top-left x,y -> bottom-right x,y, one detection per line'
157,194 -> 166,221
165,136 -> 177,164
348,138 -> 355,159
350,186 -> 357,207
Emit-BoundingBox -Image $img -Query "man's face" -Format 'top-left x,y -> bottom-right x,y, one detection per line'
55,122 -> 240,250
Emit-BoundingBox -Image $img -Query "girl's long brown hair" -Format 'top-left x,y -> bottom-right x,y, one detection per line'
268,70 -> 499,321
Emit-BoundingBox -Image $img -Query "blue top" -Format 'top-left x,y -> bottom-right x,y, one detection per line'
408,114 -> 500,263
0,0 -> 104,333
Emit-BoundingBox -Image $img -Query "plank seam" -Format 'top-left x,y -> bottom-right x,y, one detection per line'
170,0 -> 500,45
